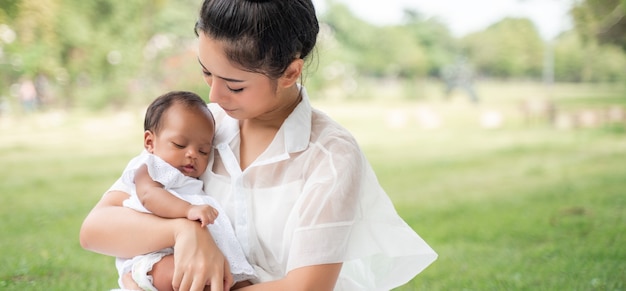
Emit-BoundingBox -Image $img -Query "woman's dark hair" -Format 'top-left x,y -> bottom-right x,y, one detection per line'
194,0 -> 319,79
144,91 -> 212,133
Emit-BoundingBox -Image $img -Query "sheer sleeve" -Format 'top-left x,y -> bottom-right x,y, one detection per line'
287,128 -> 437,289
287,136 -> 363,271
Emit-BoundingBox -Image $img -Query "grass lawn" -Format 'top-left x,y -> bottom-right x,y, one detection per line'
1,82 -> 625,290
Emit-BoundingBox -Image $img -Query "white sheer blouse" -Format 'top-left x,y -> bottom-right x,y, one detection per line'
201,87 -> 437,290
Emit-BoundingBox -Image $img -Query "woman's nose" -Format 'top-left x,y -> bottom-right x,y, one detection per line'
208,80 -> 224,103
208,88 -> 219,103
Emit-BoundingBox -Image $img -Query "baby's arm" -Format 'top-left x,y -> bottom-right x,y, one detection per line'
135,164 -> 218,227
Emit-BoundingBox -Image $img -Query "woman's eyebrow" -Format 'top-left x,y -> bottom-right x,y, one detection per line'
197,58 -> 245,83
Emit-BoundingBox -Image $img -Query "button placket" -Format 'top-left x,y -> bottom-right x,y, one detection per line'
216,143 -> 250,253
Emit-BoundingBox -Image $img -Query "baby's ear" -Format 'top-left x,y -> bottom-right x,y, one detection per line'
144,130 -> 155,152
279,58 -> 304,88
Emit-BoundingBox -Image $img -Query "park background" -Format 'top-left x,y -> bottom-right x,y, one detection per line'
1,0 -> 625,290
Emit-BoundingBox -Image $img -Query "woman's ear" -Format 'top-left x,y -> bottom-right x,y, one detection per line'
144,130 -> 155,153
279,59 -> 304,88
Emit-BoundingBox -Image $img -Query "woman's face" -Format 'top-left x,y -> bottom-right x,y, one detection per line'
197,33 -> 283,121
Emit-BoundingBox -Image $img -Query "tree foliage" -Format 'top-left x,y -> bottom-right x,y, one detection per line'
320,2 -> 454,79
402,10 -> 458,77
461,18 -> 544,79
571,0 -> 626,51
1,0 -> 626,110
553,30 -> 626,82
0,0 -> 199,109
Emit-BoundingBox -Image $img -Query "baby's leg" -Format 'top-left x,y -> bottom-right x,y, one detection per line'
127,249 -> 174,291
121,272 -> 142,290
149,254 -> 174,291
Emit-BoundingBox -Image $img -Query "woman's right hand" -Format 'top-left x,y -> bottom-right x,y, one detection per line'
171,219 -> 233,291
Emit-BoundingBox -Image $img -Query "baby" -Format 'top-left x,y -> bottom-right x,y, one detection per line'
110,91 -> 255,290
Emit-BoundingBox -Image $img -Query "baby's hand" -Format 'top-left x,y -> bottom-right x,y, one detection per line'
187,205 -> 218,227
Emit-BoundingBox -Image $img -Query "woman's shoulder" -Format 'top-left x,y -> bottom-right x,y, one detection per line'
310,108 -> 360,152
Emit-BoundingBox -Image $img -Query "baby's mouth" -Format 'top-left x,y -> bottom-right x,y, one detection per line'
182,164 -> 195,173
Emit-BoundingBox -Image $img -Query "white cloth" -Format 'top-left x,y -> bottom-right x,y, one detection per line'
110,152 -> 256,288
200,86 -> 437,290
129,249 -> 174,291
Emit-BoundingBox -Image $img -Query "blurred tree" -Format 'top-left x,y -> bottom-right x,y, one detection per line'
564,0 -> 626,82
368,25 -> 428,78
553,31 -> 585,82
553,30 -> 626,82
402,9 -> 458,77
572,0 -> 626,51
461,17 -> 544,79
0,0 -> 205,110
52,0 -> 169,108
320,2 -> 452,79
0,0 -> 20,23
321,1 -> 382,76
317,1 -> 440,100
2,0 -> 625,111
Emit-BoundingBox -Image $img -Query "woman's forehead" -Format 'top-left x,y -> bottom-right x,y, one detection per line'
197,35 -> 241,72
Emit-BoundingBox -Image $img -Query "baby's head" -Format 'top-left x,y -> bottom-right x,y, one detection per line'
143,91 -> 215,178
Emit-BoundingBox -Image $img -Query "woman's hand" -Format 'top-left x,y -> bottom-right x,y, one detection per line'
172,219 -> 233,291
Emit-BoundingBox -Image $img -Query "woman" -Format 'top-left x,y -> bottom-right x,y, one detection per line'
80,0 -> 436,290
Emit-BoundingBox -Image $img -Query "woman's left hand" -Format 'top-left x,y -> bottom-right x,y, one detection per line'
171,218 -> 233,291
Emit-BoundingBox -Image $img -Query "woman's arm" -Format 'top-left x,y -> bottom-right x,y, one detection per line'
79,190 -> 180,257
238,263 -> 342,291
79,190 -> 231,291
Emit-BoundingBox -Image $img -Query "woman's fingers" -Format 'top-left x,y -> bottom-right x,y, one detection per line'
209,270 -> 224,291
171,219 -> 226,291
172,267 -> 191,291
223,260 -> 233,291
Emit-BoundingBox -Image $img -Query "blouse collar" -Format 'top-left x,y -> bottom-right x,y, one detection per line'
282,86 -> 312,153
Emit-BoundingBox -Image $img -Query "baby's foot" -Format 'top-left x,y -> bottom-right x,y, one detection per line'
121,272 -> 142,290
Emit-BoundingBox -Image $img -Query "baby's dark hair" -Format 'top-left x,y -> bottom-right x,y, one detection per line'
194,0 -> 319,79
144,91 -> 212,133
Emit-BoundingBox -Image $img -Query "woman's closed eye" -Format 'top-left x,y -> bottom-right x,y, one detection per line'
202,70 -> 244,93
227,86 -> 244,93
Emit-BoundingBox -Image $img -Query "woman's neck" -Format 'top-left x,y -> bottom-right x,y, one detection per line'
238,85 -> 302,169
242,85 -> 302,131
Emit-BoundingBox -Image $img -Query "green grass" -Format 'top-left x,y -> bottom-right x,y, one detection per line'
385,129 -> 626,290
1,82 -> 625,290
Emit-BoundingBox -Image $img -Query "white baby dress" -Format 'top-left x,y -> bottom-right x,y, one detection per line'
114,151 -> 256,286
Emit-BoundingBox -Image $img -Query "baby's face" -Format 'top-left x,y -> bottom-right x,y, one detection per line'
146,103 -> 215,178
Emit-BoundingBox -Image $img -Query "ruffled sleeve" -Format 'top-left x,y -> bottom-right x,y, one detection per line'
142,154 -> 188,189
119,152 -> 203,212
120,152 -> 190,190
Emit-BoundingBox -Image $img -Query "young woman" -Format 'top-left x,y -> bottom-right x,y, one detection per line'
80,1 -> 436,290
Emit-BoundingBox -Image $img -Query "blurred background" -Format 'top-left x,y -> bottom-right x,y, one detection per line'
1,0 -> 625,290
0,0 -> 624,111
